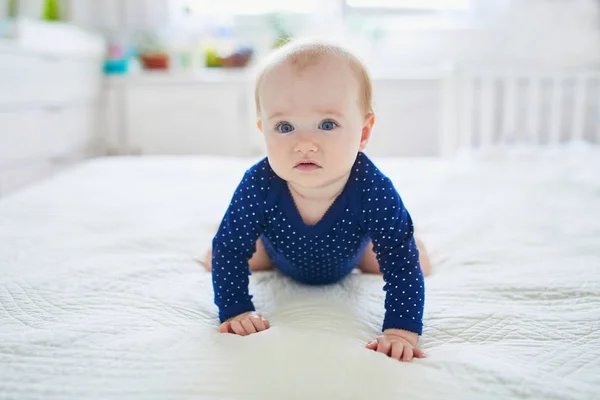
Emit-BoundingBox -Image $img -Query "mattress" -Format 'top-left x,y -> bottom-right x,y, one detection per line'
0,143 -> 599,400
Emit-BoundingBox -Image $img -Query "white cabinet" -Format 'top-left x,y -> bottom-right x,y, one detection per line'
126,84 -> 245,155
46,103 -> 99,157
0,109 -> 49,166
0,20 -> 104,197
0,52 -> 101,107
0,103 -> 99,167
107,73 -> 261,157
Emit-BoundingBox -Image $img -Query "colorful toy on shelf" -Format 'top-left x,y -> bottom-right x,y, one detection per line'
205,46 -> 253,68
140,53 -> 169,70
8,0 -> 18,18
103,43 -> 129,75
42,0 -> 61,21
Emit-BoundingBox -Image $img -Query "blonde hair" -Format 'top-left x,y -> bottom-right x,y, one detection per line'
254,38 -> 374,118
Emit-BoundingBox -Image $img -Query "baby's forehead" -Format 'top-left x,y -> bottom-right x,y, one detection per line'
254,44 -> 372,116
260,55 -> 361,102
261,61 -> 359,109
267,52 -> 350,79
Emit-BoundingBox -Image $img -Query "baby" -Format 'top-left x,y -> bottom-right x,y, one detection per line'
206,39 -> 430,362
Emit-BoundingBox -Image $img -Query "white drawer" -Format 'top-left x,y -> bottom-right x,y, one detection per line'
0,51 -> 46,106
46,105 -> 98,157
0,109 -> 50,167
0,104 -> 98,168
0,51 -> 102,107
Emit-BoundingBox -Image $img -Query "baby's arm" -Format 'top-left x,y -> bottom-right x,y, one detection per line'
362,178 -> 425,361
212,168 -> 269,335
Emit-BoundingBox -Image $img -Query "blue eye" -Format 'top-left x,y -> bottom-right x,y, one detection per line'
276,122 -> 294,133
319,120 -> 338,131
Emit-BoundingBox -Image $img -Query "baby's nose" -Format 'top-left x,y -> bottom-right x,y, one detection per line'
294,131 -> 319,153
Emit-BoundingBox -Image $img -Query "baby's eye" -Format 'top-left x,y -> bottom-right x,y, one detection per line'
276,122 -> 295,133
318,120 -> 338,131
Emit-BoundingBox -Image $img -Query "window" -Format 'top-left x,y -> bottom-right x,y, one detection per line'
345,0 -> 471,12
183,0 -> 320,15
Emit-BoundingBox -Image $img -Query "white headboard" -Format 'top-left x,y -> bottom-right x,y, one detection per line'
439,67 -> 600,155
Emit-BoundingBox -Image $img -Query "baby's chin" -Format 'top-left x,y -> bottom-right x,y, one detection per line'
287,171 -> 355,191
282,172 -> 325,187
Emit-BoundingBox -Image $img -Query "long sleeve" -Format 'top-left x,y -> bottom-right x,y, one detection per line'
212,167 -> 268,322
362,177 -> 425,334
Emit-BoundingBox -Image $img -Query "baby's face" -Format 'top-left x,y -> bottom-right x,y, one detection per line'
258,55 -> 372,190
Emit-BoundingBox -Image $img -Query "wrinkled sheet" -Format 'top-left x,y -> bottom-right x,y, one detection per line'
1,143 -> 599,399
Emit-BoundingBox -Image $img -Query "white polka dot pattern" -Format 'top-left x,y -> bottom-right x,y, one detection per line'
212,154 -> 425,334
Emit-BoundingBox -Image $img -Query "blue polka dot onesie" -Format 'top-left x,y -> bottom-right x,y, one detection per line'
212,152 -> 425,334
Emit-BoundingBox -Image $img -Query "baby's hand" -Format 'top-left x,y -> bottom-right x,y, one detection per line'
366,329 -> 426,362
219,311 -> 271,336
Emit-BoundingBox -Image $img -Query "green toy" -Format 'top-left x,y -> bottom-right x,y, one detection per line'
8,0 -> 18,18
42,0 -> 61,21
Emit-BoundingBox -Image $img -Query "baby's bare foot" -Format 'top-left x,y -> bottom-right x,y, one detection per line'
199,249 -> 212,271
415,237 -> 431,277
200,239 -> 274,273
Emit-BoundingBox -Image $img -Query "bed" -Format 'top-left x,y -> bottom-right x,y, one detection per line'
0,143 -> 599,399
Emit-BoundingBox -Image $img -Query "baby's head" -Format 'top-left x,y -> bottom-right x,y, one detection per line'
254,39 -> 375,190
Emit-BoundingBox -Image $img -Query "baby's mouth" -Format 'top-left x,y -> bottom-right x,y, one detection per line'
294,160 -> 322,171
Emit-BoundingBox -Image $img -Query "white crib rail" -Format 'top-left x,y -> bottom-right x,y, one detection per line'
440,68 -> 600,155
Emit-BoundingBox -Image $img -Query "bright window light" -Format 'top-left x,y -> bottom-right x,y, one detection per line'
346,0 -> 471,10
186,0 -> 320,15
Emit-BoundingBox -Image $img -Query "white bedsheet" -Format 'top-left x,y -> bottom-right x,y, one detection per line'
0,144 -> 599,400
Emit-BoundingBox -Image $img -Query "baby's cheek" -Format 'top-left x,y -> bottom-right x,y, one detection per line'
332,140 -> 360,164
265,152 -> 288,178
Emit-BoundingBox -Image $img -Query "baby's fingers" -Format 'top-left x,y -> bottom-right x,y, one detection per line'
413,348 -> 426,359
376,339 -> 392,356
241,319 -> 257,334
230,320 -> 248,336
250,316 -> 268,332
391,343 -> 404,360
401,345 -> 414,362
219,321 -> 232,334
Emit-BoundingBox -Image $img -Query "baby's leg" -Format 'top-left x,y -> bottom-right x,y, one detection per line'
203,236 -> 274,272
357,237 -> 431,277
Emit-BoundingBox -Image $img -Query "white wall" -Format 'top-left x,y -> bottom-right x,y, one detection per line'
369,0 -> 600,69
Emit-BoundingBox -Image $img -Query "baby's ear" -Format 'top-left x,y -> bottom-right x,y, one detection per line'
256,119 -> 263,132
360,113 -> 375,151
